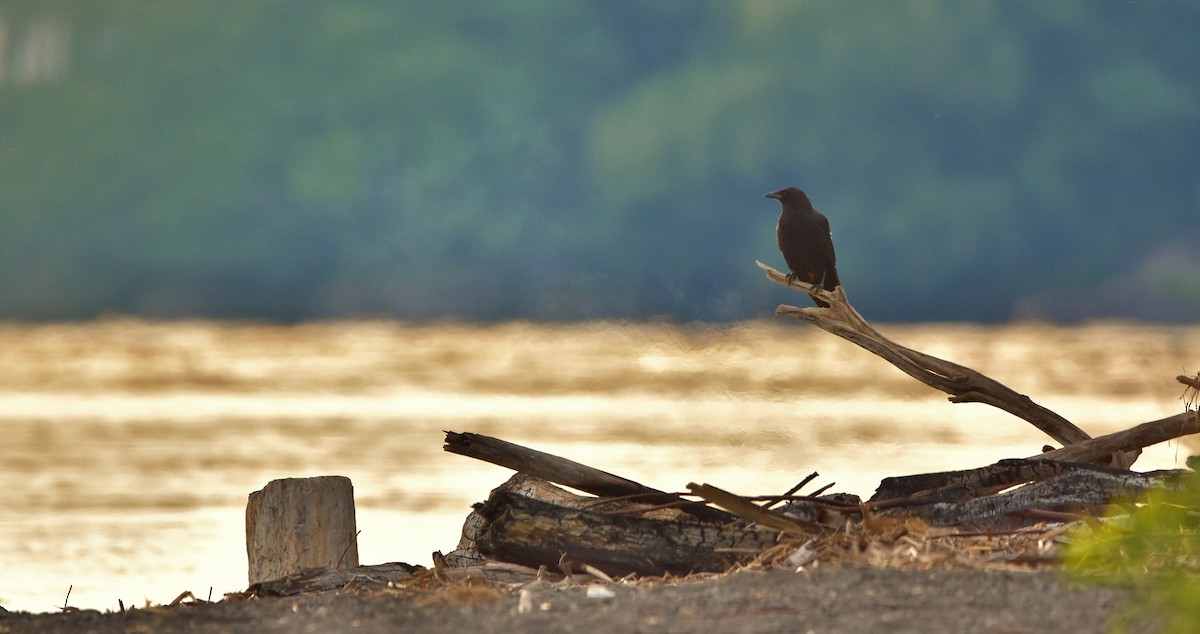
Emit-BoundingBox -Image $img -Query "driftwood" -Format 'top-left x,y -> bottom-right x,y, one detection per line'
1035,410 -> 1199,464
443,420 -> 1197,572
757,260 -> 1092,448
908,468 -> 1192,528
445,471 -> 777,577
430,268 -> 1200,583
443,432 -> 656,497
686,482 -> 824,534
444,431 -> 729,523
757,261 -> 1200,470
248,562 -> 419,597
445,473 -> 661,567
869,409 -> 1200,502
866,455 -> 1195,528
474,491 -> 776,577
869,458 -> 1121,502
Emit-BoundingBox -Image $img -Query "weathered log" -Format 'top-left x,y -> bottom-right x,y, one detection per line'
908,468 -> 1192,528
444,431 -> 729,522
870,458 -> 1137,503
757,260 -> 1093,448
245,476 -> 359,585
446,473 -> 628,567
870,411 -> 1199,503
473,490 -> 776,577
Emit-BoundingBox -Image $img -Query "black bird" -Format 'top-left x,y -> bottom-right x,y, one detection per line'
765,187 -> 840,307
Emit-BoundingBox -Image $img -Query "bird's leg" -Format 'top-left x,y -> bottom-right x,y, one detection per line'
809,271 -> 827,304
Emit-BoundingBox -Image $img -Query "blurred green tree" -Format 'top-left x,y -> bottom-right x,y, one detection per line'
0,1 -> 1197,321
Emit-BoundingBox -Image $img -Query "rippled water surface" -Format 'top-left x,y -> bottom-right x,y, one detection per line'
1,319 -> 1197,611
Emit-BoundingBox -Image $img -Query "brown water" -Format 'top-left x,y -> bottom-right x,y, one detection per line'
1,319 -> 1196,612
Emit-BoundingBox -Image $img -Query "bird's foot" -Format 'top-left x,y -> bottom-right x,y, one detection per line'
784,273 -> 812,291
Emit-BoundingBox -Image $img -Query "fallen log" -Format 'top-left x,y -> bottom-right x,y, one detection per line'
472,489 -> 776,577
908,467 -> 1192,528
869,458 -> 1116,502
446,473 -> 651,567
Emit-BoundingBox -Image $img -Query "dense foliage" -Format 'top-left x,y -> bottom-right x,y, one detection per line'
2,1 -> 1198,322
1065,461 -> 1200,633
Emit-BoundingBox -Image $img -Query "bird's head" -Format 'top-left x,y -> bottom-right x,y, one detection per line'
764,187 -> 811,207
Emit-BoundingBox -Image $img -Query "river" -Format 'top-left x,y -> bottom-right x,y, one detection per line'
1,318 -> 1196,612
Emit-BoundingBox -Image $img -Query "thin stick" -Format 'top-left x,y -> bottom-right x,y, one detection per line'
445,431 -> 729,522
809,482 -> 836,497
337,530 -> 362,568
762,472 -> 819,510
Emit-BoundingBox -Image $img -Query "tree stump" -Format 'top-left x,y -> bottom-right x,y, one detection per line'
245,476 -> 359,585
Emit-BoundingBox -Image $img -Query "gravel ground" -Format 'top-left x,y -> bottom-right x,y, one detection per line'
0,567 -> 1150,634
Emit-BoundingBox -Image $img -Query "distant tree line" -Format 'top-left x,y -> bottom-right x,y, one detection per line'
1,1 -> 1198,322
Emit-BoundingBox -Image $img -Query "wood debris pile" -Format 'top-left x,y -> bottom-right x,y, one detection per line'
241,263 -> 1199,599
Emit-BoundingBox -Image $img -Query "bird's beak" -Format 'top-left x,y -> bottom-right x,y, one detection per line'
764,190 -> 782,200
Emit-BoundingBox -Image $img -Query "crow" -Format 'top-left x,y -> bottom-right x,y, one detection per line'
765,187 -> 840,307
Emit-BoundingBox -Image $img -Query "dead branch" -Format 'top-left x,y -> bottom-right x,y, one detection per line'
443,431 -> 650,497
1033,411 -> 1199,464
1181,373 -> 1200,411
757,260 -> 1092,447
443,431 -> 728,522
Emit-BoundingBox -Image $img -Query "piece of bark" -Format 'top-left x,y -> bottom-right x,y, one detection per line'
443,431 -> 728,522
473,491 -> 776,577
249,563 -> 418,597
245,476 -> 359,585
757,260 -> 1092,448
434,561 -> 594,585
687,483 -> 824,534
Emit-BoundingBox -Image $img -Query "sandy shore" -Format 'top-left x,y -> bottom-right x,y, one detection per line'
1,567 -> 1143,634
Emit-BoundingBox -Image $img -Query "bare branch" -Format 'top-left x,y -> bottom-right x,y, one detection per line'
756,260 -> 1092,448
1033,411 -> 1199,464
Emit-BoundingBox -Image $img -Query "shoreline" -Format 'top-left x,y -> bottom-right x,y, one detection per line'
1,567 -> 1134,634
